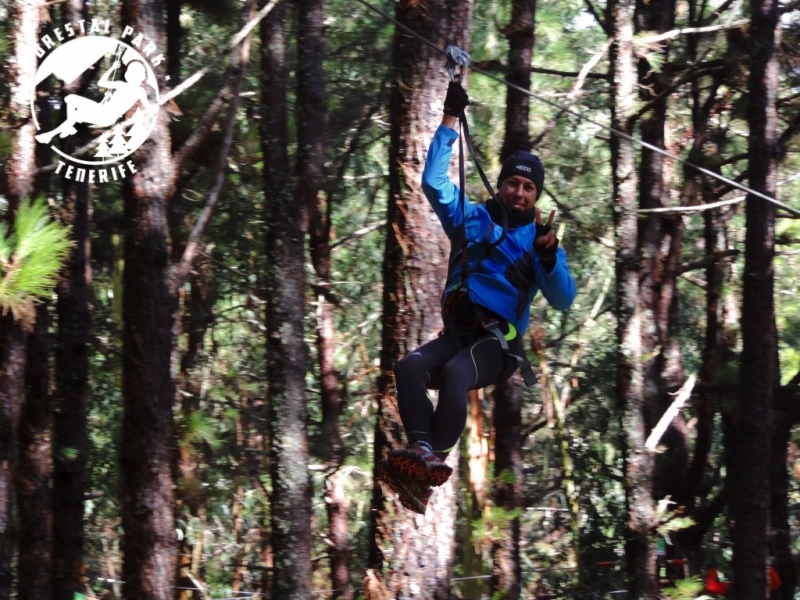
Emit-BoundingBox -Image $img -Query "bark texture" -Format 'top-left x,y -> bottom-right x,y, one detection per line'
370,0 -> 471,596
634,0 -> 687,509
609,0 -> 655,595
119,0 -> 178,596
16,304 -> 52,600
52,2 -> 92,596
732,0 -> 779,597
490,376 -> 523,600
53,171 -> 91,600
0,0 -> 42,594
491,0 -> 538,592
501,0 -> 536,159
261,1 -> 314,597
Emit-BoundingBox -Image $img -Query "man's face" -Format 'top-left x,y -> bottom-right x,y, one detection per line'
498,175 -> 537,211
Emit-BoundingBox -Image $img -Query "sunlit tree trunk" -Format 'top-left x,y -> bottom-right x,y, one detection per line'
488,1 -> 537,594
634,0 -> 688,510
310,190 -> 352,600
119,0 -> 178,596
259,4 -> 288,597
490,377 -> 523,600
609,0 -> 655,595
261,0 -> 325,600
500,0 -> 535,159
370,0 -> 471,595
731,0 -> 779,597
0,0 -> 42,595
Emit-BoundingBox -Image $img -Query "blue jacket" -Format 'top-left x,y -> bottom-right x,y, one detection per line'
421,125 -> 576,335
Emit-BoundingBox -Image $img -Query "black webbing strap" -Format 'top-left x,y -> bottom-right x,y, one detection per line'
449,110 -> 537,387
473,306 -> 538,387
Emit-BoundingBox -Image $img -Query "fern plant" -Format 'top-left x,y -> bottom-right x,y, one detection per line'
0,197 -> 72,326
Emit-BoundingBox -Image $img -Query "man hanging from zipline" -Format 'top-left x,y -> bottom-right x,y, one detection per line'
380,71 -> 577,515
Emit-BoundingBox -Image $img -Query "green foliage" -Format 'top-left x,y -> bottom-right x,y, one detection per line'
0,197 -> 71,325
660,576 -> 705,600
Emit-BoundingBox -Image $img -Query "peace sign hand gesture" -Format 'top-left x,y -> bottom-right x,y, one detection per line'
534,208 -> 559,270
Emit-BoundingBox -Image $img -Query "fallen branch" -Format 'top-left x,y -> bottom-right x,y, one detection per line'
645,375 -> 697,452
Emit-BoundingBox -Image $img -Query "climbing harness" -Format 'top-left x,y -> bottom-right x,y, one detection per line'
444,45 -> 537,387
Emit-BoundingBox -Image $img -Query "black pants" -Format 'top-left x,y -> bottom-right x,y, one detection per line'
394,330 -> 518,461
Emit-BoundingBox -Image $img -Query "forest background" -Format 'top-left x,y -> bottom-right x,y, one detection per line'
0,0 -> 799,598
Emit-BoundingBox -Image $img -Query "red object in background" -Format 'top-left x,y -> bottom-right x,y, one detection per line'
769,567 -> 782,592
706,568 -> 731,595
705,567 -> 782,596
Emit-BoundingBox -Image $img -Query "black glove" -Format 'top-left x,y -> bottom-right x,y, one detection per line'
443,80 -> 469,117
534,224 -> 559,271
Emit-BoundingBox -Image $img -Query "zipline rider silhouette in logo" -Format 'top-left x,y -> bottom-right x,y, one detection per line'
32,35 -> 159,178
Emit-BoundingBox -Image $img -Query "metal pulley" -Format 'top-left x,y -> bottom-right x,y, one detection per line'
445,45 -> 470,81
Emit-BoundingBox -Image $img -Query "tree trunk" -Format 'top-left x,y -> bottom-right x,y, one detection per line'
490,376 -> 523,600
770,390 -> 796,600
459,390 -> 488,600
16,305 -> 52,600
119,0 -> 178,597
261,1 -> 313,597
0,0 -> 42,594
325,471 -> 353,600
501,0 -> 535,160
370,0 -> 470,596
490,1 -> 537,592
17,25 -> 54,595
52,2 -> 92,596
309,161 -> 351,600
609,0 -> 655,596
53,172 -> 92,600
634,0 -> 688,510
732,0 -> 779,597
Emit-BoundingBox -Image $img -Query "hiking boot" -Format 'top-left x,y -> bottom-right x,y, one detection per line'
388,441 -> 453,487
379,459 -> 432,515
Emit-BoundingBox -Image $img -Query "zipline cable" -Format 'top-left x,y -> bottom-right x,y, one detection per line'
351,0 -> 800,218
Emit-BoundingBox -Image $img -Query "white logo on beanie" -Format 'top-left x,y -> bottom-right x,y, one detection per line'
516,165 -> 532,172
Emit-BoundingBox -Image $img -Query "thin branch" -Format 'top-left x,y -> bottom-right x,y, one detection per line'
679,249 -> 739,274
172,80 -> 235,176
680,272 -> 707,289
471,59 -> 608,80
645,375 -> 697,452
638,195 -> 744,214
531,38 -> 613,148
171,1 -> 257,294
637,19 -> 748,45
630,48 -> 715,125
329,220 -> 386,251
158,0 -> 280,107
582,0 -> 610,35
700,0 -> 739,25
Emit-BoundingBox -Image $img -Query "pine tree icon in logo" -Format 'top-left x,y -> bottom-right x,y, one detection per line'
94,137 -> 113,159
108,125 -> 129,156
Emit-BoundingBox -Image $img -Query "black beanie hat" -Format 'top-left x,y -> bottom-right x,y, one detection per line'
497,151 -> 545,199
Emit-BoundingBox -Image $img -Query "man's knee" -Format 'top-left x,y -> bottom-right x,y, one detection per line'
394,352 -> 423,381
